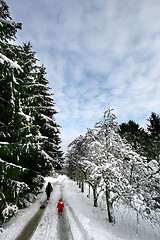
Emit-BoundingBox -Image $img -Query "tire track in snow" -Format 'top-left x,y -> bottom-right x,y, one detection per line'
58,207 -> 74,240
15,177 -> 89,240
31,183 -> 61,240
15,200 -> 48,240
65,205 -> 87,240
60,182 -> 88,240
15,181 -> 60,240
57,181 -> 73,240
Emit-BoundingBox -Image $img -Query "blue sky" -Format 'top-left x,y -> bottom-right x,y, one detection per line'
7,0 -> 160,151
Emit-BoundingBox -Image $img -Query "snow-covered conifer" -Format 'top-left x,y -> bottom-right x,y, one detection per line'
0,1 -> 63,221
34,65 -> 63,170
0,0 -> 21,42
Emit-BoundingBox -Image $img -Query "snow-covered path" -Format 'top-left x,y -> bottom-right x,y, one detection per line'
58,208 -> 73,240
1,175 -> 114,240
1,175 -> 159,240
30,180 -> 60,240
31,177 -> 87,240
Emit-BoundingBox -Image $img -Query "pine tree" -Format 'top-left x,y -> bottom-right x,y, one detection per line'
0,1 -> 63,222
0,1 -> 23,164
35,65 -> 63,170
119,120 -> 152,161
0,1 -> 31,221
147,112 -> 160,138
0,0 -> 21,42
147,112 -> 160,162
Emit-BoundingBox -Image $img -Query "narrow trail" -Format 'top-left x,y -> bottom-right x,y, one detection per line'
59,183 -> 86,240
12,179 -> 87,240
58,207 -> 73,240
57,185 -> 74,240
15,200 -> 47,240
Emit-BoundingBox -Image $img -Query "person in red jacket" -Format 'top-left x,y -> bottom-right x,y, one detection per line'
57,199 -> 64,215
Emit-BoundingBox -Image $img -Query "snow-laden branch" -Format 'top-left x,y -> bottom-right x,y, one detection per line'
0,53 -> 22,72
0,158 -> 27,171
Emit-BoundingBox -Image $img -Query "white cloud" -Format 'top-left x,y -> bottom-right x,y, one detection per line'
8,0 -> 160,150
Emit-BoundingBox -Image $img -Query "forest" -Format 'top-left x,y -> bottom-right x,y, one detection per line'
0,0 -> 63,222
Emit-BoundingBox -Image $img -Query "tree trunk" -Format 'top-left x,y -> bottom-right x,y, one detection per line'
93,186 -> 98,207
15,184 -> 19,205
87,183 -> 90,198
130,164 -> 134,185
136,212 -> 139,235
105,186 -> 115,223
81,181 -> 84,192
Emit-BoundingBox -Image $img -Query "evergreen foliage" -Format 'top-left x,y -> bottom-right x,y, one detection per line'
147,112 -> 160,138
34,65 -> 63,171
119,113 -> 160,163
147,112 -> 160,162
119,120 -> 151,159
0,0 -> 22,41
0,0 -> 63,222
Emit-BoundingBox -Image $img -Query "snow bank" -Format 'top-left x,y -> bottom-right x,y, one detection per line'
0,189 -> 46,239
2,204 -> 18,223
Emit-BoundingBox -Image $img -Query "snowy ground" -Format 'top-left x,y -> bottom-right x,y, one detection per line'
0,175 -> 159,240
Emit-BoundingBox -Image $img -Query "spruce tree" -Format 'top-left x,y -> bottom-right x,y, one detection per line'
0,0 -> 23,164
147,112 -> 160,162
0,1 -> 31,221
35,65 -> 63,171
147,112 -> 160,138
119,120 -> 150,159
0,1 -> 63,222
0,0 -> 21,42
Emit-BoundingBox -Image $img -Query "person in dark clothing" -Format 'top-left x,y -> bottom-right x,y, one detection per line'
45,182 -> 53,200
